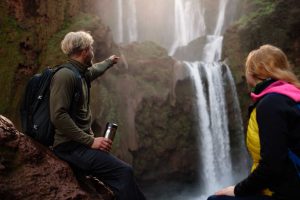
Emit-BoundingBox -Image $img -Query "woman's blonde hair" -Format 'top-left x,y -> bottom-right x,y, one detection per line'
245,44 -> 300,88
61,31 -> 94,56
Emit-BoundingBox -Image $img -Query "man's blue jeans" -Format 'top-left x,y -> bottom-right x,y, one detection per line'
207,195 -> 275,200
53,142 -> 146,200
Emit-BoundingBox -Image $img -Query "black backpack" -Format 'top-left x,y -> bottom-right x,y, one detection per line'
20,63 -> 84,147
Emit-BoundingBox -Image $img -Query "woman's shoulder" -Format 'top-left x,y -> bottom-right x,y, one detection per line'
257,93 -> 296,113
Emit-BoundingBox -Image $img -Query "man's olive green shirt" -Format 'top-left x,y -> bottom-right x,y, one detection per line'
50,59 -> 113,147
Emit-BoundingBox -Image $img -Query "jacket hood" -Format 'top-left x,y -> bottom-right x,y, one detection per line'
251,80 -> 300,102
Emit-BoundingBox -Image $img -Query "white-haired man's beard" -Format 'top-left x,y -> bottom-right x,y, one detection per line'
84,51 -> 94,67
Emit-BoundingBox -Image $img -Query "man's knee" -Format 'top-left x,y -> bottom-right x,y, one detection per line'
121,164 -> 134,178
207,196 -> 214,200
207,195 -> 221,200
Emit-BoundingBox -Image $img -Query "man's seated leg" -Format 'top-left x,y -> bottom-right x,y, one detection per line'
53,142 -> 145,200
90,151 -> 145,200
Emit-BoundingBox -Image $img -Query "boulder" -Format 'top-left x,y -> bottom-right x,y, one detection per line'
223,0 -> 300,128
0,115 -> 114,200
90,41 -> 198,183
173,36 -> 207,62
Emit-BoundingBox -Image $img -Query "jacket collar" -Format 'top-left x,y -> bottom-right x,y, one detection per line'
251,78 -> 276,95
251,79 -> 300,102
68,59 -> 89,74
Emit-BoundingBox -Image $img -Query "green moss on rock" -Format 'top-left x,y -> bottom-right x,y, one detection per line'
0,6 -> 25,114
40,13 -> 104,67
223,0 -> 300,130
238,0 -> 278,28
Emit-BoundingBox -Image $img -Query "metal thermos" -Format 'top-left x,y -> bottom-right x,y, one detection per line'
103,122 -> 118,141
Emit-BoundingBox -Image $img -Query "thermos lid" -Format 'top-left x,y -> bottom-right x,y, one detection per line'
107,122 -> 118,128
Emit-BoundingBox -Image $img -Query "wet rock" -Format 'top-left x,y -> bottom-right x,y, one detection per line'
173,36 -> 207,62
0,115 -> 114,200
90,41 -> 198,183
0,0 -> 117,128
223,0 -> 300,129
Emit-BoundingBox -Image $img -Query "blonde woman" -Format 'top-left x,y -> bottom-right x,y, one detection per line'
208,45 -> 300,200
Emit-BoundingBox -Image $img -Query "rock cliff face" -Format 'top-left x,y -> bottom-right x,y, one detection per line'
0,0 -> 116,127
1,0 -> 199,192
223,0 -> 300,124
0,115 -> 114,200
90,41 -> 198,183
1,0 -> 269,195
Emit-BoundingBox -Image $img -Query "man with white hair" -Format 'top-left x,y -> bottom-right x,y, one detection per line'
50,31 -> 146,200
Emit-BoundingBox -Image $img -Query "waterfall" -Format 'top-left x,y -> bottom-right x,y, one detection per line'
127,0 -> 138,42
103,0 -> 245,198
115,0 -> 138,43
116,0 -> 123,43
186,62 -> 219,192
169,0 -> 206,55
186,61 -> 235,195
178,0 -> 243,197
202,35 -> 223,62
213,0 -> 229,36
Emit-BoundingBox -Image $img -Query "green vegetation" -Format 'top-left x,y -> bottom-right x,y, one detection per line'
0,1 -> 106,126
0,12 -> 25,114
237,0 -> 278,28
40,13 -> 102,67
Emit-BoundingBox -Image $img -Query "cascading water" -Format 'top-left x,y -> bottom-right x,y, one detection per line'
116,0 -> 123,43
185,62 -> 236,198
102,0 -> 246,199
176,0 -> 244,198
127,0 -> 138,42
115,0 -> 138,43
169,0 -> 206,55
213,0 -> 229,36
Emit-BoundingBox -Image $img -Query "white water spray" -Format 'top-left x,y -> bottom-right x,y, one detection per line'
116,0 -> 123,43
127,0 -> 138,42
186,61 -> 234,196
170,0 -> 206,55
214,0 -> 229,36
176,0 -> 242,197
115,0 -> 138,43
105,0 -> 245,199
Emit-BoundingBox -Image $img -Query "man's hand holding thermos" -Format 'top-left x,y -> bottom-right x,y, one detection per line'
91,122 -> 118,153
91,137 -> 112,152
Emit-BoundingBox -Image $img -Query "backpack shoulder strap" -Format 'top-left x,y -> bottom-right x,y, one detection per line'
59,63 -> 81,77
57,63 -> 92,113
61,63 -> 91,89
60,63 -> 91,104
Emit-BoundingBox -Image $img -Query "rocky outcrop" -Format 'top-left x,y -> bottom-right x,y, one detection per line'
224,0 -> 300,79
0,115 -> 114,200
1,0 -> 199,191
173,36 -> 208,62
90,41 -> 198,183
0,0 -> 261,192
223,0 -> 300,125
1,0 -> 79,121
0,0 -> 117,128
